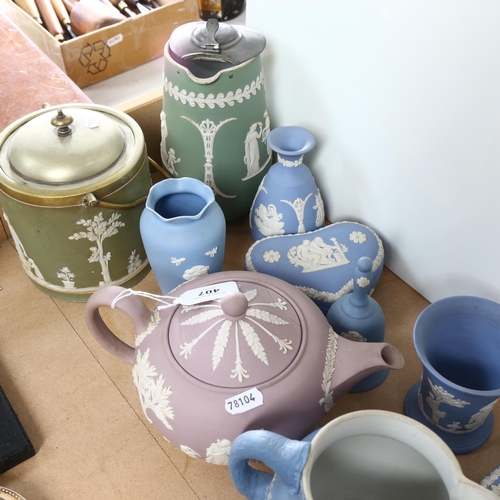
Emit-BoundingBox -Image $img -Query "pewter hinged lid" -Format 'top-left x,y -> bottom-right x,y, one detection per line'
169,19 -> 266,65
0,104 -> 146,206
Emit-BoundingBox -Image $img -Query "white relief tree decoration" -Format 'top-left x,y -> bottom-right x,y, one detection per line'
181,116 -> 237,198
465,399 -> 498,431
127,250 -> 143,274
68,212 -> 125,285
425,378 -> 471,426
178,289 -> 293,383
281,194 -> 313,233
133,348 -> 174,431
57,267 -> 75,288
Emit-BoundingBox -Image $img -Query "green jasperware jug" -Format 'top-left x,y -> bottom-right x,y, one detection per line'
162,19 -> 271,222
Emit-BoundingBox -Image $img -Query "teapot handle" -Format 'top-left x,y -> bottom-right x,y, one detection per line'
228,430 -> 311,500
84,285 -> 153,366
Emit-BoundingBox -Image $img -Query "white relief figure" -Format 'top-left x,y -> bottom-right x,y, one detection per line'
133,348 -> 174,431
57,267 -> 75,289
180,445 -> 201,459
314,193 -> 325,227
253,204 -> 285,237
3,211 -> 44,281
206,439 -> 232,465
205,247 -> 218,257
243,122 -> 263,178
288,237 -> 350,273
465,399 -> 498,431
178,289 -> 293,383
319,327 -> 339,412
424,377 -> 470,426
164,70 -> 265,108
160,111 -> 180,177
281,193 -> 313,233
181,116 -> 237,198
349,231 -> 367,244
171,257 -> 186,267
183,265 -> 209,281
341,331 -> 367,342
263,250 -> 281,264
69,212 -> 125,285
127,250 -> 143,274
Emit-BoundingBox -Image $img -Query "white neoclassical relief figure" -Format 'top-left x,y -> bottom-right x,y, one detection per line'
160,110 -> 181,177
3,211 -> 44,282
182,116 -> 237,198
242,111 -> 273,181
288,237 -> 350,273
253,203 -> 285,237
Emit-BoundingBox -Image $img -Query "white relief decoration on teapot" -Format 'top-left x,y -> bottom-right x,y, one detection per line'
57,267 -> 76,289
263,250 -> 281,264
206,439 -> 232,465
349,231 -> 367,244
178,289 -> 293,383
182,116 -> 237,199
281,194 -> 313,234
205,247 -> 218,257
341,331 -> 367,342
180,445 -> 201,459
320,327 -> 339,412
133,348 -> 174,431
288,237 -> 350,273
160,111 -> 181,177
183,265 -> 210,281
314,193 -> 325,227
3,211 -> 44,281
253,204 -> 285,237
136,310 -> 161,347
69,212 -> 125,285
164,70 -> 265,109
357,277 -> 371,288
172,257 -> 186,266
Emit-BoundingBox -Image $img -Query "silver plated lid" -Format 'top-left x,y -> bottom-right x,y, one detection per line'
169,19 -> 266,65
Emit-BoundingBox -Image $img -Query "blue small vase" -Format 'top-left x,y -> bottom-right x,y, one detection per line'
249,126 -> 325,241
326,256 -> 387,392
140,178 -> 226,294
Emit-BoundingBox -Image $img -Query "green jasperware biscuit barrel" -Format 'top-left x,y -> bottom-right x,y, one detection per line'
0,104 -> 152,301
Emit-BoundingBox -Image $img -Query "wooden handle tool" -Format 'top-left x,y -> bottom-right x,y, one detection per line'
35,0 -> 65,41
13,0 -> 43,25
50,0 -> 77,37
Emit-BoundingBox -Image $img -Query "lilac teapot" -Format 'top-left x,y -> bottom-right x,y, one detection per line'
84,271 -> 404,465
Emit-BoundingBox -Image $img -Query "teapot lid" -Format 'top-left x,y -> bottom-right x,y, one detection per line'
168,19 -> 266,65
168,277 -> 302,388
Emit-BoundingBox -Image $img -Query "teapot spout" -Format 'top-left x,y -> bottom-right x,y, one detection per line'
330,335 -> 405,400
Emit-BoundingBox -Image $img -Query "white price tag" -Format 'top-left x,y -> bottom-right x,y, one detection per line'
85,113 -> 100,129
107,34 -> 123,47
225,388 -> 263,415
173,281 -> 238,306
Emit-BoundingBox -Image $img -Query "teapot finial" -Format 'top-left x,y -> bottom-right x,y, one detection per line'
221,290 -> 248,321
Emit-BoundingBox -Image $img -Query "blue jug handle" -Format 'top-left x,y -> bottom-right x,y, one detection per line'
228,430 -> 311,500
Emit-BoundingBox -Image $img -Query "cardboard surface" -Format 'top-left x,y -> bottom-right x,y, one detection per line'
1,220 -> 500,499
0,0 -> 199,88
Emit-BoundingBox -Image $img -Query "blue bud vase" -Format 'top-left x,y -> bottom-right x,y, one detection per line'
249,126 -> 325,241
326,256 -> 387,392
140,178 -> 226,294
